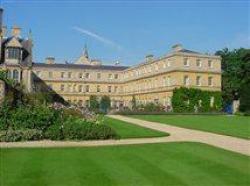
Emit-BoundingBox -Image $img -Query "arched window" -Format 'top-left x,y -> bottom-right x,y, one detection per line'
7,70 -> 11,79
13,70 -> 19,81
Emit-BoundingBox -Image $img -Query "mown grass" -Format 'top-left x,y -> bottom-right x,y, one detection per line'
0,142 -> 249,186
104,116 -> 168,138
130,115 -> 250,139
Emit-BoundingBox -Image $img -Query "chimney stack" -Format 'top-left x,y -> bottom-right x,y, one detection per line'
145,54 -> 154,62
172,44 -> 183,52
11,26 -> 21,37
0,8 -> 3,37
45,57 -> 55,64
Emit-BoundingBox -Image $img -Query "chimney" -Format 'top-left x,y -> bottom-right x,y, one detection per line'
45,57 -> 55,64
11,26 -> 21,37
145,54 -> 154,62
172,44 -> 183,52
0,8 -> 3,37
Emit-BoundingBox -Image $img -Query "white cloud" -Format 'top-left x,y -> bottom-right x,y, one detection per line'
72,26 -> 123,51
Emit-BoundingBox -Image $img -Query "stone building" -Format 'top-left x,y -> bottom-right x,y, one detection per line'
0,8 -> 221,109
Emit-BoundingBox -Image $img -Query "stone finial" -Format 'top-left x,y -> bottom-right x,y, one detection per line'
11,25 -> 21,37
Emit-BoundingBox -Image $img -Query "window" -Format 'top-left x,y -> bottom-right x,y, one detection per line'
208,60 -> 213,68
78,85 -> 82,93
97,85 -> 100,92
68,85 -> 72,92
60,84 -> 65,91
108,86 -> 112,93
86,85 -> 89,92
184,75 -> 189,86
108,74 -> 113,79
196,76 -> 201,86
61,72 -> 65,78
85,73 -> 90,79
155,64 -> 159,71
208,76 -> 213,86
97,73 -> 101,79
7,70 -> 11,78
183,58 -> 189,66
114,74 -> 118,79
166,76 -> 171,86
167,60 -> 171,67
49,72 -> 53,78
79,73 -> 83,79
68,72 -> 72,78
8,47 -> 21,59
163,62 -> 167,68
196,59 -> 202,67
13,70 -> 19,81
114,86 -> 118,93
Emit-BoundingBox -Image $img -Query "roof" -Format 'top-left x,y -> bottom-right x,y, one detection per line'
32,63 -> 130,71
178,49 -> 202,54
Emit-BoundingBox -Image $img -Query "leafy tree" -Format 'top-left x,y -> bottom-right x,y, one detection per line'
239,52 -> 250,112
131,95 -> 137,110
100,95 -> 111,113
89,95 -> 99,112
215,48 -> 250,108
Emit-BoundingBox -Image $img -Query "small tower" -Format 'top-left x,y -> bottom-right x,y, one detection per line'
75,44 -> 91,65
83,44 -> 89,59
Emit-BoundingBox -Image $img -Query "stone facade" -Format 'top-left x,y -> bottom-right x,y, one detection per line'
0,8 -> 221,109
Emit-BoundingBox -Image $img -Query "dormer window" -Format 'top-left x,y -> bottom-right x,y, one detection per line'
7,47 -> 21,60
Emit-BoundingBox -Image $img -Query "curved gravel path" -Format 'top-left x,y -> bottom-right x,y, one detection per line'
0,115 -> 249,156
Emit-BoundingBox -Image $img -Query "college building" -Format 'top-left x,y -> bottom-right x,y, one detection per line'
0,8 -> 221,109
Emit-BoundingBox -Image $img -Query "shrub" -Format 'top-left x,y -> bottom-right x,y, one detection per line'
10,105 -> 63,131
44,124 -> 63,140
62,117 -> 118,140
0,129 -> 43,142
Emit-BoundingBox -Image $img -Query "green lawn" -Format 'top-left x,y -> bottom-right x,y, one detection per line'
0,142 -> 249,186
131,115 -> 250,139
104,116 -> 168,138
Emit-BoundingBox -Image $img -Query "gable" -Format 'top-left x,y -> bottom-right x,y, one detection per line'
6,37 -> 22,48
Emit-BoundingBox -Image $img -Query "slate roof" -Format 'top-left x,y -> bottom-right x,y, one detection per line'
32,63 -> 130,71
178,49 -> 202,54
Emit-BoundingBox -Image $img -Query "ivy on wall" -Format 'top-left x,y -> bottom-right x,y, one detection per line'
172,87 -> 222,113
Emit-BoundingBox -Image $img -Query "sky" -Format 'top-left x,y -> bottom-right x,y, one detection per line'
1,0 -> 249,66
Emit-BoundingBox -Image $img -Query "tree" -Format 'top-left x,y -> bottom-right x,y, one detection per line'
239,52 -> 250,112
100,95 -> 111,113
131,95 -> 137,110
215,48 -> 250,107
89,95 -> 99,112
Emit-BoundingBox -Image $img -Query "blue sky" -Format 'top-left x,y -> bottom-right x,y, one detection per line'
2,0 -> 249,66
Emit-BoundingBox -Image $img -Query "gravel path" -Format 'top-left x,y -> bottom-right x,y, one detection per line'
0,115 -> 249,156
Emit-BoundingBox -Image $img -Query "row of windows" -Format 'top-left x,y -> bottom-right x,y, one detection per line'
125,76 -> 214,92
183,76 -> 213,86
124,58 -> 214,79
57,84 -> 119,93
36,71 -> 119,80
183,58 -> 213,68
